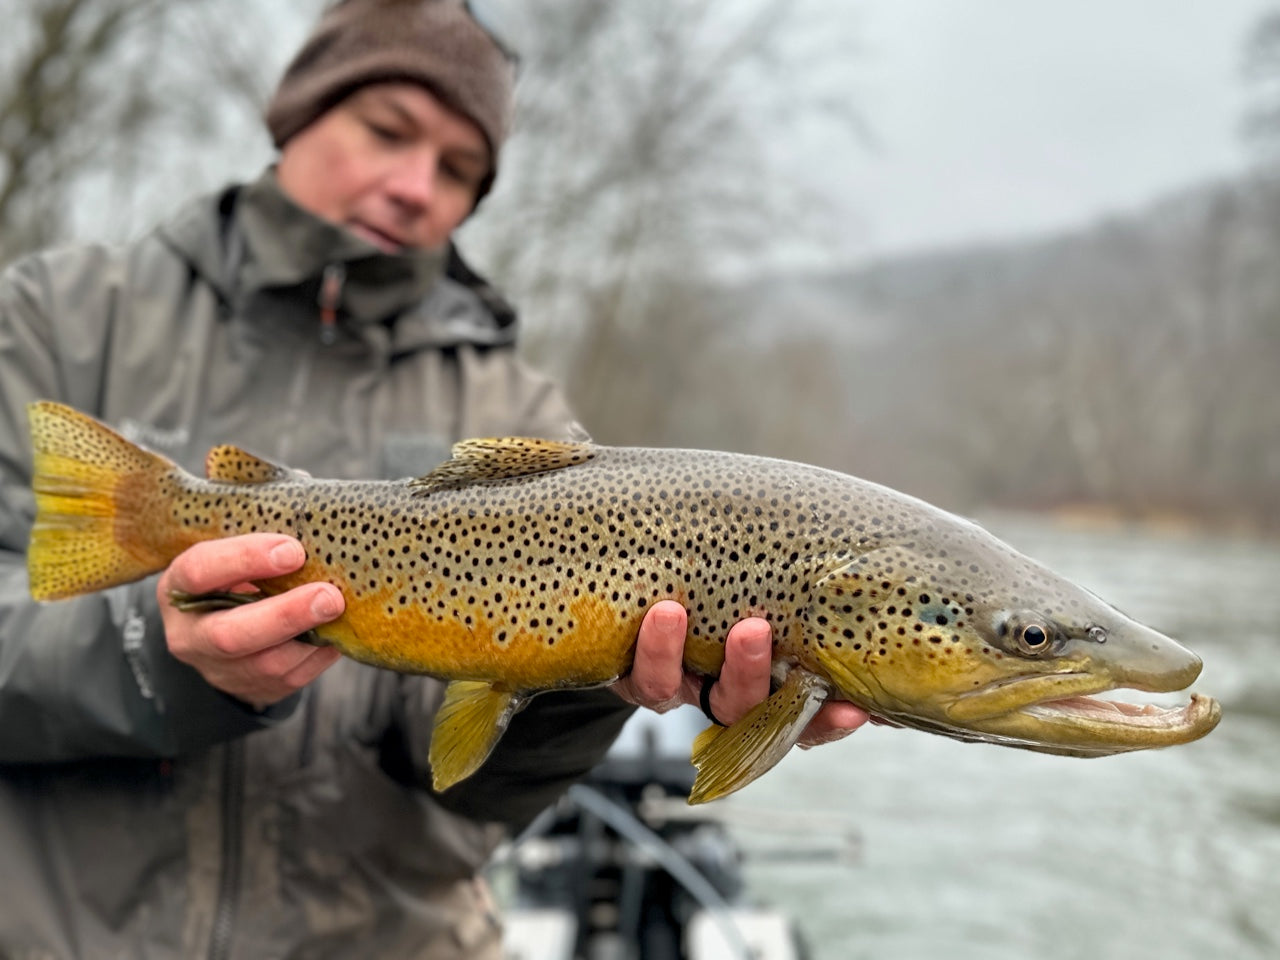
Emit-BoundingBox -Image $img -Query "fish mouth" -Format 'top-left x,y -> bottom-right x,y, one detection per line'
947,671 -> 1114,722
969,686 -> 1222,756
937,620 -> 1220,755
1025,690 -> 1220,732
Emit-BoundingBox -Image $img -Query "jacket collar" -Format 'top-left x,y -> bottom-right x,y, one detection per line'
155,168 -> 518,348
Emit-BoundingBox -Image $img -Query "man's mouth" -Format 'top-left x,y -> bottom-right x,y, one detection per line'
349,221 -> 405,253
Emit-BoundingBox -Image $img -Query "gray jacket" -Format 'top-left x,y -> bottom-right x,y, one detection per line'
0,171 -> 634,960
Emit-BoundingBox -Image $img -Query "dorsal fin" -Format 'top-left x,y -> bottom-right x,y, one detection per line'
205,445 -> 297,484
409,437 -> 595,494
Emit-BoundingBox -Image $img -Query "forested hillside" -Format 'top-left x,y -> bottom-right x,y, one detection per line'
549,176 -> 1280,534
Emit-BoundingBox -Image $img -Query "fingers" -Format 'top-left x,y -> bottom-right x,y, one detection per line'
192,640 -> 342,713
281,645 -> 343,688
797,700 -> 871,748
175,582 -> 343,660
702,618 -> 870,745
610,600 -> 688,711
610,600 -> 871,754
702,618 -> 772,726
164,532 -> 306,595
248,641 -> 343,695
158,535 -> 345,707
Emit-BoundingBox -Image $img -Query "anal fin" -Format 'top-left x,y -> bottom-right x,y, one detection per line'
689,668 -> 830,805
429,680 -> 524,792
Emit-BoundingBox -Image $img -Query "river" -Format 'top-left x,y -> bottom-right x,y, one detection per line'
729,514 -> 1279,960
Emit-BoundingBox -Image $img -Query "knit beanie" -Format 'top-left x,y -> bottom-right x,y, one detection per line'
265,0 -> 516,199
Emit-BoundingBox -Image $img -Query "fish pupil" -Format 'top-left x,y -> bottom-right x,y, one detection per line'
1022,625 -> 1048,647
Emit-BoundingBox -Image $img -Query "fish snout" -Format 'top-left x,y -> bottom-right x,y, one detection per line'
1100,620 -> 1202,693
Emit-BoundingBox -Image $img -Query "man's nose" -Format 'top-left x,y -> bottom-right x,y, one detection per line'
385,152 -> 438,210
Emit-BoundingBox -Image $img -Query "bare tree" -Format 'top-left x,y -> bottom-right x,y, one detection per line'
3,0 -> 867,460
1242,6 -> 1280,159
460,0 -> 866,441
0,0 -> 319,266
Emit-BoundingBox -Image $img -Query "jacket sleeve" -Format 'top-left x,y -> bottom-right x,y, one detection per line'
0,250 -> 299,763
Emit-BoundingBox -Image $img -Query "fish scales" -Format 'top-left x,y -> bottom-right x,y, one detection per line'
160,447 -> 868,688
24,401 -> 1221,803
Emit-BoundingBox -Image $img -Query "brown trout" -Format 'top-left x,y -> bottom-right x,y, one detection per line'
25,401 -> 1220,803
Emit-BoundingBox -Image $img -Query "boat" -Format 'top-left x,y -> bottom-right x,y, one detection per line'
492,707 -> 857,960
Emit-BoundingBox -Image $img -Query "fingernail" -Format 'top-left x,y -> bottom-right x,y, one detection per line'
743,631 -> 771,658
270,541 -> 304,571
656,604 -> 684,630
799,731 -> 850,751
311,587 -> 341,620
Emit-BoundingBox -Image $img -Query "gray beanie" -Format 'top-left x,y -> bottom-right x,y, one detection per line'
265,0 -> 516,198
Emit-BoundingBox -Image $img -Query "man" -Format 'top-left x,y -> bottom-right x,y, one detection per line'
0,2 -> 866,957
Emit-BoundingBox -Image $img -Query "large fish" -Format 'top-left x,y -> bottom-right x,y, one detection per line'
25,401 -> 1219,802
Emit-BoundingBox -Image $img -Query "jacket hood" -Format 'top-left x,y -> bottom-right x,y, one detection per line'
155,168 -> 518,349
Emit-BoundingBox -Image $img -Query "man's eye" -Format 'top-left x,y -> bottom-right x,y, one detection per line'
366,121 -> 404,142
442,163 -> 481,188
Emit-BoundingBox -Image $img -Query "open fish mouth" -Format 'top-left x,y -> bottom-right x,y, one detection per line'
984,689 -> 1223,755
932,674 -> 1222,755
1024,691 -> 1220,732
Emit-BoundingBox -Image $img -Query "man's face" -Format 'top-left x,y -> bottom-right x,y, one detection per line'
276,82 -> 491,253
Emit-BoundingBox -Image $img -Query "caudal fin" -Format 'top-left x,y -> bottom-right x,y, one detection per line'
27,401 -> 177,601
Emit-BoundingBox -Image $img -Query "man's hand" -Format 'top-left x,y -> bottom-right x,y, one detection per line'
158,533 -> 344,709
611,600 -> 869,747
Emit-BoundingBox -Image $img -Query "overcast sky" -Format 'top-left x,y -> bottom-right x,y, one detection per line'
65,1 -> 1275,271
817,0 -> 1272,259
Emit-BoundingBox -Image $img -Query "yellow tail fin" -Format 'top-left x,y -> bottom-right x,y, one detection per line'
27,401 -> 177,601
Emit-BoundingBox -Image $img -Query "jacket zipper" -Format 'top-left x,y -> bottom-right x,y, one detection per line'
317,263 -> 345,346
208,739 -> 246,960
206,263 -> 341,958
299,687 -> 318,769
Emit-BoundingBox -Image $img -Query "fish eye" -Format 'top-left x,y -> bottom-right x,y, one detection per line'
1016,622 -> 1051,654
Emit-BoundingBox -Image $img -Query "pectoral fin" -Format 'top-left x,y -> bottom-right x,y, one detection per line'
429,680 -> 524,792
166,589 -> 263,613
167,589 -> 329,646
689,668 -> 831,805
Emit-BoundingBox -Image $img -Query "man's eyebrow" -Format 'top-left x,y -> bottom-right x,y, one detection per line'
373,93 -> 489,167
371,95 -> 418,126
447,144 -> 490,169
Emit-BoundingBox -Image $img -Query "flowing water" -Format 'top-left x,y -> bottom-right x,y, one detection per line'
730,515 -> 1280,960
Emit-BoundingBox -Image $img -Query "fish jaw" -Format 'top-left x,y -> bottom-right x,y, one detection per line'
863,671 -> 1222,757
944,670 -> 1123,723
946,618 -> 1204,722
808,554 -> 1220,756
951,691 -> 1222,756
941,618 -> 1220,755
